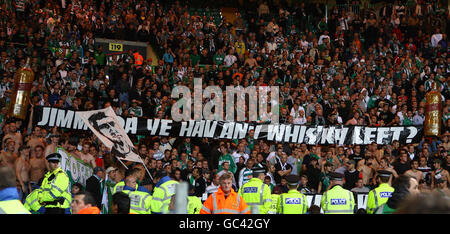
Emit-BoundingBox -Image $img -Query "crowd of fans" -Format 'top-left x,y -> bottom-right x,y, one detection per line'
0,0 -> 449,209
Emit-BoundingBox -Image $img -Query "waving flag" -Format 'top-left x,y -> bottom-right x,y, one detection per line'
77,107 -> 143,163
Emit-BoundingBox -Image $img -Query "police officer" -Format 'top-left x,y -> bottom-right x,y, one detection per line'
167,184 -> 202,214
238,167 -> 272,214
276,175 -> 308,214
24,189 -> 45,214
366,170 -> 394,214
38,153 -> 72,214
0,166 -> 30,214
268,191 -> 281,214
320,172 -> 355,214
121,175 -> 152,214
113,168 -> 140,194
187,184 -> 203,214
151,170 -> 179,214
375,175 -> 420,214
25,187 -> 71,214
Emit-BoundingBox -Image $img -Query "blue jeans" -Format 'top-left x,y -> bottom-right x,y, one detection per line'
18,182 -> 30,204
30,181 -> 40,191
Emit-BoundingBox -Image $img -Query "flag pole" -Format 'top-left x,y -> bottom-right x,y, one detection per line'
141,161 -> 154,181
116,157 -> 128,170
117,156 -> 153,181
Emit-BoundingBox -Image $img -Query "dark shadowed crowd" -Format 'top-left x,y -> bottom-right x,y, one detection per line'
0,0 -> 449,213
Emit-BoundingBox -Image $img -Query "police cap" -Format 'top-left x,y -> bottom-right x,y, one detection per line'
46,153 -> 62,162
329,172 -> 344,181
252,166 -> 266,177
285,175 -> 300,186
377,170 -> 392,178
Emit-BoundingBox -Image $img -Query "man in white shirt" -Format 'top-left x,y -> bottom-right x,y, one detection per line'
318,31 -> 330,45
407,145 -> 416,162
159,137 -> 174,153
293,109 -> 307,125
232,143 -> 249,164
224,49 -> 237,67
152,141 -> 164,160
339,12 -> 350,31
299,35 -> 309,50
266,37 -> 278,53
431,28 -> 443,48
413,107 -> 425,125
266,147 -> 282,166
290,103 -> 305,119
265,19 -> 279,36
205,172 -> 220,197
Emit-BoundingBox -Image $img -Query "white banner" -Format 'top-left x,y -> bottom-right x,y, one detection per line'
35,107 -> 423,145
76,107 -> 143,163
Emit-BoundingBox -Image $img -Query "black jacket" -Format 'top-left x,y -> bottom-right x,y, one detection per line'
85,175 -> 102,209
194,177 -> 207,197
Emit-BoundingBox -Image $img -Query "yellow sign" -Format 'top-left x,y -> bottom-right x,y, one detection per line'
109,43 -> 123,52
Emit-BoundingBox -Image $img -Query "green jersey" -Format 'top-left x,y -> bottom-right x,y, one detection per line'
218,153 -> 237,174
213,53 -> 225,65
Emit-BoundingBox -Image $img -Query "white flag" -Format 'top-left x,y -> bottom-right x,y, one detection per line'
77,107 -> 143,163
100,174 -> 109,214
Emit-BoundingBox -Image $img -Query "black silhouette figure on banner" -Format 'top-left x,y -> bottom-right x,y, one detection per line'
87,111 -> 138,159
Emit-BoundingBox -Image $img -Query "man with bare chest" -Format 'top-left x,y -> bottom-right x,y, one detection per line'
45,134 -> 61,157
0,138 -> 18,170
372,157 -> 398,185
79,142 -> 97,168
367,143 -> 382,167
16,145 -> 32,202
30,145 -> 48,190
405,160 -> 424,183
2,122 -> 23,154
26,126 -> 47,152
62,136 -> 80,157
357,153 -> 376,187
